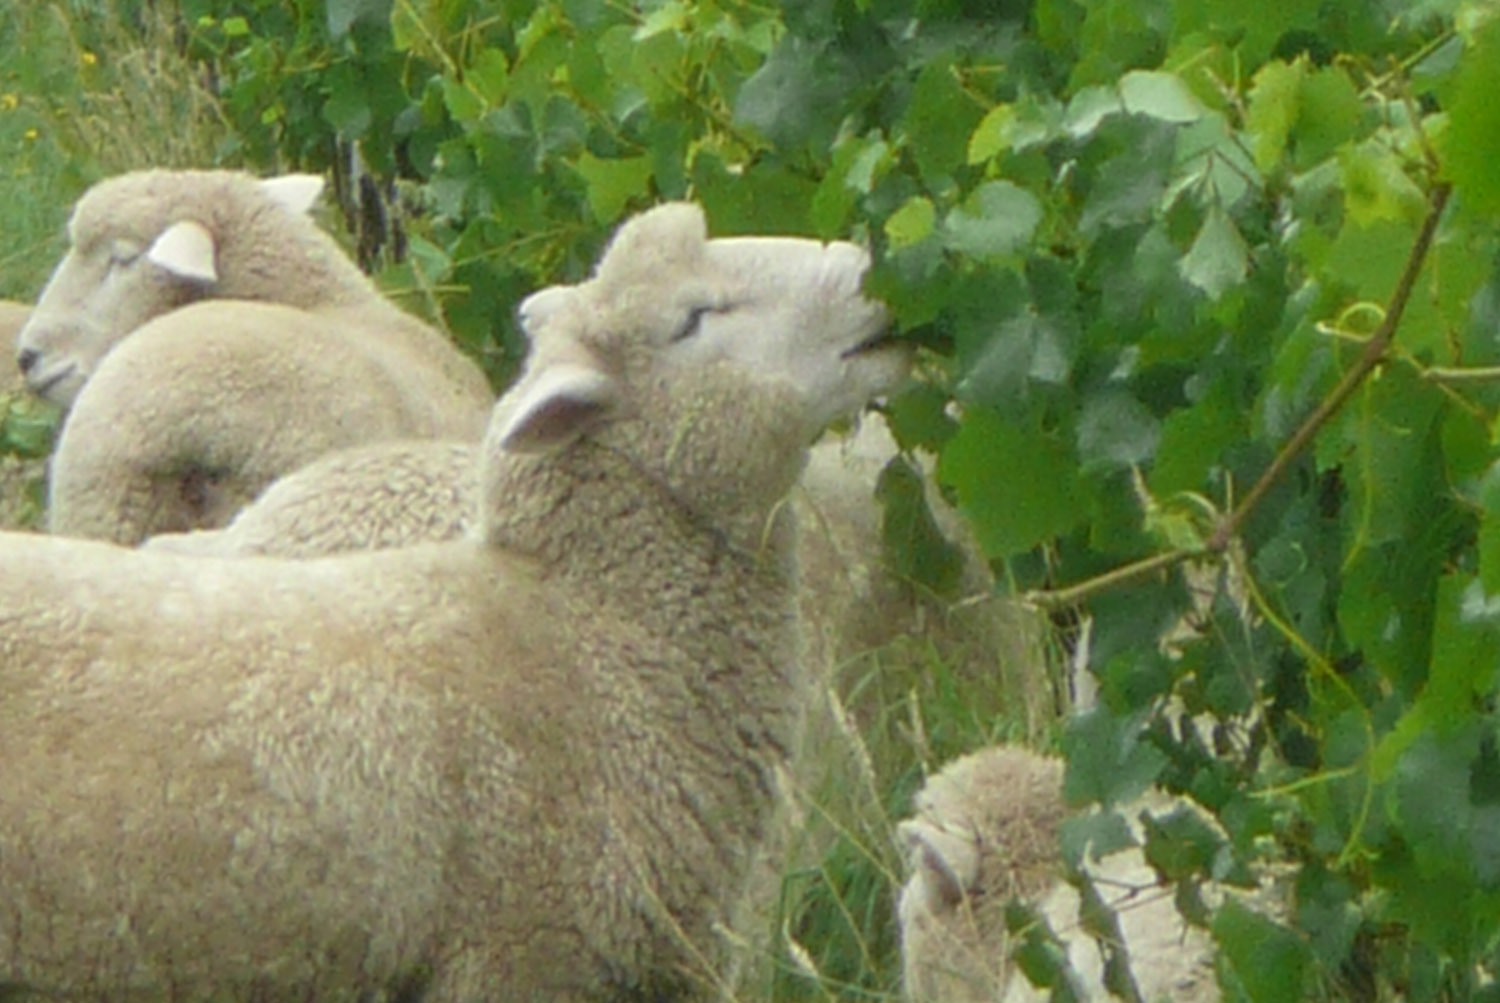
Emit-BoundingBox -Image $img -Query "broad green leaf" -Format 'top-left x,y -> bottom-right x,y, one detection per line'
1150,381 -> 1244,496
905,58 -> 984,184
440,77 -> 483,124
1213,900 -> 1312,1003
633,1 -> 688,40
1245,58 -> 1303,172
1292,65 -> 1362,170
1479,465 -> 1500,595
968,103 -> 1015,165
939,407 -> 1086,558
942,180 -> 1043,259
326,0 -> 389,42
1340,140 -> 1427,227
1179,204 -> 1249,299
969,96 -> 1061,164
1141,804 -> 1225,881
1118,69 -> 1206,124
468,48 -> 510,107
885,196 -> 936,249
734,35 -> 849,151
1064,84 -> 1123,139
1076,391 -> 1160,473
573,152 -> 653,223
875,457 -> 965,600
1059,809 -> 1136,870
1443,14 -> 1500,213
1062,707 -> 1167,809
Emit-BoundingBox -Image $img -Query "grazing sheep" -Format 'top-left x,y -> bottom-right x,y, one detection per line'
18,168 -> 493,543
898,745 -> 1232,1003
0,202 -> 910,1001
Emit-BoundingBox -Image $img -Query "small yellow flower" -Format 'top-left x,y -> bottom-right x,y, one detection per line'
23,127 -> 38,142
81,51 -> 98,66
0,93 -> 17,111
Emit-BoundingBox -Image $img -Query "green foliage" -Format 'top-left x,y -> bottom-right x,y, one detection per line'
8,0 -> 1500,998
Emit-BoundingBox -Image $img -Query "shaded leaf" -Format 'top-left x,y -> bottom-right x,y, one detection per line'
942,180 -> 1043,259
1179,204 -> 1249,299
939,407 -> 1086,558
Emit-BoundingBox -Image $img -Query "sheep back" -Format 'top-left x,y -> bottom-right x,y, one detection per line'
47,298 -> 488,544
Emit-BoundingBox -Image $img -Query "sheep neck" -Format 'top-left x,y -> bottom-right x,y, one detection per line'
213,206 -> 378,311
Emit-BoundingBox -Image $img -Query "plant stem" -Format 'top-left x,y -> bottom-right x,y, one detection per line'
1023,547 -> 1199,611
1025,181 -> 1451,609
1205,181 -> 1451,552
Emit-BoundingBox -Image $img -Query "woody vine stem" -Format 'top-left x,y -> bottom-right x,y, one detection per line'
1024,181 -> 1453,613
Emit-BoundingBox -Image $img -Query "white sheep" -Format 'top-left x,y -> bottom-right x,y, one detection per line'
142,373 -> 1052,719
17,167 -> 494,543
0,201 -> 910,1001
898,745 -> 1239,1003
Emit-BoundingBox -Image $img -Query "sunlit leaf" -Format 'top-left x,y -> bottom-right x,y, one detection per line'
1119,69 -> 1206,123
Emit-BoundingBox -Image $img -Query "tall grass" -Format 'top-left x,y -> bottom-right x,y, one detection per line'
0,0 -> 232,299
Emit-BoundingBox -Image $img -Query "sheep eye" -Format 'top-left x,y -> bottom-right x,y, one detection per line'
108,242 -> 142,268
672,304 -> 729,343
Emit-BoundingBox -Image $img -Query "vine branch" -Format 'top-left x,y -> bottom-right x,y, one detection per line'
1206,181 -> 1450,552
1025,181 -> 1451,610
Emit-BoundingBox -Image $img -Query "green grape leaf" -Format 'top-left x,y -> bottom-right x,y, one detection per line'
573,151 -> 653,223
1119,69 -> 1206,124
1443,14 -> 1500,214
1062,707 -> 1168,809
1245,58 -> 1303,173
1292,65 -> 1362,170
1179,204 -> 1249,299
942,180 -> 1043,260
876,457 -> 965,600
327,0 -> 390,43
1076,390 -> 1160,473
1213,900 -> 1312,1003
885,195 -> 936,249
939,407 -> 1086,558
905,57 -> 984,184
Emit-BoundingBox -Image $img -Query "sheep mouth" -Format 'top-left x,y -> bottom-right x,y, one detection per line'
26,364 -> 76,400
840,327 -> 900,359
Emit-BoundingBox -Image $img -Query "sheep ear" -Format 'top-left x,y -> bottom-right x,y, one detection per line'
516,285 -> 575,337
260,174 -> 325,215
495,362 -> 617,453
147,220 -> 218,284
899,819 -> 979,908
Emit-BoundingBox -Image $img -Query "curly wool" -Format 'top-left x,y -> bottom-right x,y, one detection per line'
0,202 -> 904,1001
21,168 -> 492,543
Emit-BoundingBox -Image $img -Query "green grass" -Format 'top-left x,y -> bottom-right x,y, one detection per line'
0,1 -> 234,300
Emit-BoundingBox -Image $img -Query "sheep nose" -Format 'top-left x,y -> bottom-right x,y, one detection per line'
16,347 -> 39,376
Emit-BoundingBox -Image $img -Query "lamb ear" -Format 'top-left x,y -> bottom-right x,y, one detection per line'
259,174 -> 325,215
898,818 -> 980,909
515,285 -> 576,337
146,220 -> 218,284
495,362 -> 617,453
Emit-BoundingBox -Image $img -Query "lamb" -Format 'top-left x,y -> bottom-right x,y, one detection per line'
898,745 -> 1237,1003
16,167 -> 494,543
0,201 -> 910,1001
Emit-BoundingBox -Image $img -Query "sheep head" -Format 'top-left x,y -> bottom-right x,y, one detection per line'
15,170 -> 325,406
487,202 -> 911,547
897,746 -> 1067,1003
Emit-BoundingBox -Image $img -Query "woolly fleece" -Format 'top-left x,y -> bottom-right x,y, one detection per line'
21,168 -> 492,543
0,202 -> 907,1001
